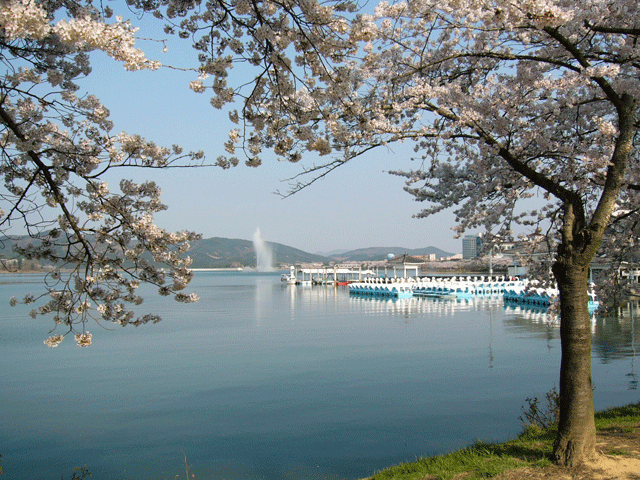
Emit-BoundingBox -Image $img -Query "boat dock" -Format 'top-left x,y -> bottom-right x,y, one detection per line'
349,275 -> 523,299
282,264 -> 421,286
283,266 -> 600,313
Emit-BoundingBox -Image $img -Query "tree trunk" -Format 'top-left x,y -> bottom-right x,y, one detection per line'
552,257 -> 596,466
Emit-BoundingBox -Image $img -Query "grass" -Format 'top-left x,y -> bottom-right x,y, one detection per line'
606,447 -> 632,456
594,401 -> 640,427
363,401 -> 640,480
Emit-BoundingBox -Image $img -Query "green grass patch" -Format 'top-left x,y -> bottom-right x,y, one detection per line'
365,401 -> 640,480
367,443 -> 529,480
606,447 -> 632,456
595,402 -> 640,429
367,435 -> 553,480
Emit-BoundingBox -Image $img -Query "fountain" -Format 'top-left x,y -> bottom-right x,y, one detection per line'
253,227 -> 274,271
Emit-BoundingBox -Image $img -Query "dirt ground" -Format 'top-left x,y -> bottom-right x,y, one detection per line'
492,424 -> 640,480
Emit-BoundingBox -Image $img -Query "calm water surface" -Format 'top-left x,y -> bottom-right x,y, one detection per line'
1,271 -> 638,479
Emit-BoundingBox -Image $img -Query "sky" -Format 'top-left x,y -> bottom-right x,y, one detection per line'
78,10 -> 464,255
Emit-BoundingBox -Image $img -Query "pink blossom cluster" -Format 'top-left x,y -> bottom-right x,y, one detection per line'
1,0 -> 204,346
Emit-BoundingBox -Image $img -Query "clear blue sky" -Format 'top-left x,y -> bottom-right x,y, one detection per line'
80,12 -> 463,255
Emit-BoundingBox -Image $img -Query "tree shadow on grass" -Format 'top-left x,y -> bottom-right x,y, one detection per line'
477,426 -> 557,464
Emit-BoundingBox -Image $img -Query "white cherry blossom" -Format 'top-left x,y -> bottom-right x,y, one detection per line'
134,0 -> 640,468
2,0 -> 205,346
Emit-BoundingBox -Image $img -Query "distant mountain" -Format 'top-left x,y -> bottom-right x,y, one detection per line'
315,249 -> 349,257
188,237 -> 330,268
189,240 -> 453,267
329,246 -> 453,262
0,234 -> 453,270
0,235 -> 330,270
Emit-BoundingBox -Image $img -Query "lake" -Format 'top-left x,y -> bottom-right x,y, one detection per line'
0,271 -> 638,479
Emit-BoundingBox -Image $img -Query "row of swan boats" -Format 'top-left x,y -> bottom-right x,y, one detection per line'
347,275 -> 600,312
348,275 -> 521,299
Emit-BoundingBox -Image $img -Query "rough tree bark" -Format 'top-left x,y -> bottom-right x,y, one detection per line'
553,250 -> 597,466
551,96 -> 636,466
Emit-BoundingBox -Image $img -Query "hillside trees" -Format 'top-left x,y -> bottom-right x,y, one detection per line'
0,0 -> 204,347
141,0 -> 639,467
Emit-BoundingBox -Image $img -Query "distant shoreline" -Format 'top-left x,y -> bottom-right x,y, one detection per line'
191,267 -> 284,272
1,267 -> 290,274
191,267 -> 244,271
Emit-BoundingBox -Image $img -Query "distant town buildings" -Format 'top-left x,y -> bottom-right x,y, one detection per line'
462,235 -> 482,259
412,253 -> 437,262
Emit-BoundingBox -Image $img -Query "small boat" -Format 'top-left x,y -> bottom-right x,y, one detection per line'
281,266 -> 298,285
281,274 -> 297,284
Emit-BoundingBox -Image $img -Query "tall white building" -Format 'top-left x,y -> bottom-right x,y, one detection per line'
462,235 -> 482,259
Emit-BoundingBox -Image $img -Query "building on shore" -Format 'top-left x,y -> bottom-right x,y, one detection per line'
462,235 -> 482,259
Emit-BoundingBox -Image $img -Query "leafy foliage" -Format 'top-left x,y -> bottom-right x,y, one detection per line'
139,0 -> 640,465
0,1 -> 207,346
520,387 -> 561,431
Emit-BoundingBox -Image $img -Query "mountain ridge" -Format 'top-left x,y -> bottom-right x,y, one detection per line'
187,238 -> 453,268
328,246 -> 452,262
0,235 -> 455,269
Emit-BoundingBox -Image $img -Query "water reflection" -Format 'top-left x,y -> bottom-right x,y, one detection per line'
285,284 -> 508,318
2,272 -> 639,480
592,302 -> 639,390
254,273 -> 276,325
346,294 -> 506,317
292,285 -> 640,374
502,300 -> 639,385
503,303 -> 560,326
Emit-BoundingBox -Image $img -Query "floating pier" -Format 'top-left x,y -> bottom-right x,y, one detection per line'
283,265 -> 379,285
503,281 -> 600,313
348,275 -> 523,299
348,277 -> 415,298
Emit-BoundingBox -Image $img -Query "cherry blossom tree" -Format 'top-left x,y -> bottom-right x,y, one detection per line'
341,2 -> 639,466
5,0 -> 635,467
0,0 -> 204,348
139,0 -> 638,467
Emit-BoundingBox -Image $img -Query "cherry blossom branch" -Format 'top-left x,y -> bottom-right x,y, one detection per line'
0,102 -> 95,264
